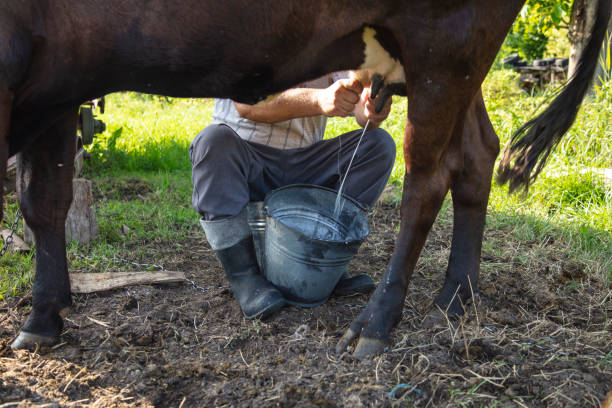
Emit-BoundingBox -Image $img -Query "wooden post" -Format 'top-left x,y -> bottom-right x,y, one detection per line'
3,156 -> 16,195
24,178 -> 99,245
65,178 -> 99,244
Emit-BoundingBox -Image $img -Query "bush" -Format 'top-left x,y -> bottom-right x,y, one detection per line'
501,0 -> 572,61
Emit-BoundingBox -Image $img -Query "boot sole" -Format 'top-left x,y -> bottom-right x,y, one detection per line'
245,298 -> 286,320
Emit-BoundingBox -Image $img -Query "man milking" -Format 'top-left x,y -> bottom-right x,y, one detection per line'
190,72 -> 396,319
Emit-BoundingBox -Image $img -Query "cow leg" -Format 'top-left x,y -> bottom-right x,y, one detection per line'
0,89 -> 11,222
337,82 -> 475,358
433,92 -> 500,316
11,109 -> 77,350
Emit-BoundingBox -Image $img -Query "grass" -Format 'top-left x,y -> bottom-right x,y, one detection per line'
0,197 -> 33,298
483,70 -> 611,281
1,70 -> 610,299
86,93 -> 214,173
0,251 -> 34,299
65,170 -> 200,274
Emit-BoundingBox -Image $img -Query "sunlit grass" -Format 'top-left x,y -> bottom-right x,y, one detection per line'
482,71 -> 611,279
0,251 -> 34,300
0,198 -> 33,300
87,93 -> 214,173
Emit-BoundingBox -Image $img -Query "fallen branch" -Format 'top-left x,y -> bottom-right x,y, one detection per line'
69,271 -> 186,294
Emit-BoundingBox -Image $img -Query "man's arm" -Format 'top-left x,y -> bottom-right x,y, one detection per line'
233,78 -> 364,123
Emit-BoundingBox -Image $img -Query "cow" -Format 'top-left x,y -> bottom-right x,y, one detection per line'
1,0 -> 609,358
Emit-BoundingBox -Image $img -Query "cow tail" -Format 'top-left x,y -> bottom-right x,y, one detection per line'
496,0 -> 611,193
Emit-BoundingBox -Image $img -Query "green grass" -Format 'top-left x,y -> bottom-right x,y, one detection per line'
86,93 -> 214,173
66,170 -> 200,274
0,250 -> 34,299
1,71 -> 610,299
0,198 -> 33,298
92,171 -> 196,242
483,70 -> 611,280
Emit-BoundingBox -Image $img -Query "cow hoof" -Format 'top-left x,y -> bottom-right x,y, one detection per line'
353,337 -> 389,360
11,331 -> 57,351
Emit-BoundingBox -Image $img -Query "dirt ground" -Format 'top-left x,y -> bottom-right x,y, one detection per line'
1,192 -> 610,407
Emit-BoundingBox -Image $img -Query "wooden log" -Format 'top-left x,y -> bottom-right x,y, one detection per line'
0,229 -> 31,252
24,178 -> 99,245
69,271 -> 186,294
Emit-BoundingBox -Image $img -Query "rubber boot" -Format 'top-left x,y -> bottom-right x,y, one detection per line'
333,271 -> 375,296
215,236 -> 286,319
200,208 -> 285,319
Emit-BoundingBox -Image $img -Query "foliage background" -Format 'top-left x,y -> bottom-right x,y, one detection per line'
502,0 -> 573,61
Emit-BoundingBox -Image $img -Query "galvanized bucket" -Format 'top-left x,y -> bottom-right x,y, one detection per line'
247,201 -> 266,271
263,185 -> 369,307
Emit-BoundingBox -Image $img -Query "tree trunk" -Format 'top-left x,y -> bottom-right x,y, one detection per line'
568,0 -> 597,79
593,16 -> 612,86
568,0 -> 611,86
65,178 -> 99,244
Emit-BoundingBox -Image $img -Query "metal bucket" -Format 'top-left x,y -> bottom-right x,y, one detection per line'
247,201 -> 266,271
263,185 -> 369,307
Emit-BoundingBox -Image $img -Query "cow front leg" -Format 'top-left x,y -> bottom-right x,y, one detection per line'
433,93 -> 500,317
0,89 -> 11,221
337,94 -> 463,358
11,110 -> 77,350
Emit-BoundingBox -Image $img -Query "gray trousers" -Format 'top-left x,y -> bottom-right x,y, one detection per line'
190,124 -> 396,221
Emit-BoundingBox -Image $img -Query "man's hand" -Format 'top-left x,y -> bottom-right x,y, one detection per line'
354,87 -> 392,128
317,78 -> 364,117
363,88 -> 392,123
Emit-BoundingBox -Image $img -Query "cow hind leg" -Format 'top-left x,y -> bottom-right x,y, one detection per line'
430,92 -> 500,320
11,109 -> 77,350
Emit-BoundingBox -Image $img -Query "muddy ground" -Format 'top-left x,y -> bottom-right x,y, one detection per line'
1,191 -> 610,407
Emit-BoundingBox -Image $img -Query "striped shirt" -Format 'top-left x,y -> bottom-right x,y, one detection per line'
211,73 -> 348,149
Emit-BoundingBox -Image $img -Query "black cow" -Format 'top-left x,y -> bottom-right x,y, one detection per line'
1,0 -> 609,358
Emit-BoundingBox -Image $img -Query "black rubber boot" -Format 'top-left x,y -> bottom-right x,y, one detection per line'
216,236 -> 286,319
333,272 -> 375,296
